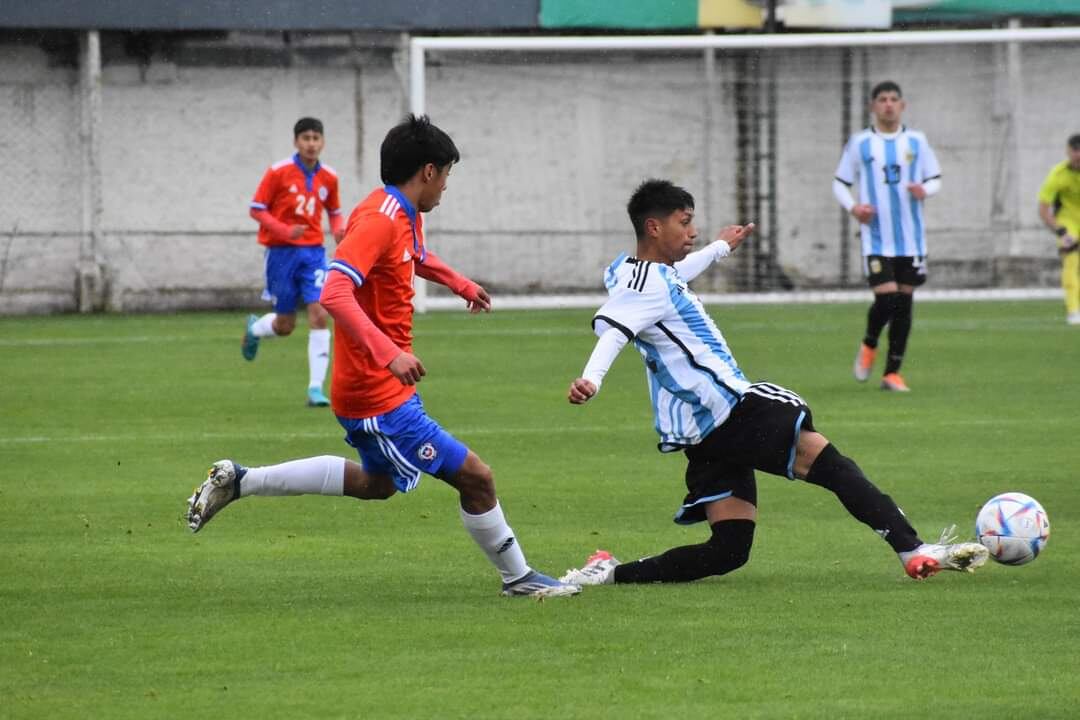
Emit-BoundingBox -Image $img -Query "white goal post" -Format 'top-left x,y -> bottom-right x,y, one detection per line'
408,25 -> 1080,311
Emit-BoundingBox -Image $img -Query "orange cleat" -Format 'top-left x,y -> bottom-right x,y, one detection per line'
904,555 -> 941,580
880,372 -> 910,392
853,343 -> 876,382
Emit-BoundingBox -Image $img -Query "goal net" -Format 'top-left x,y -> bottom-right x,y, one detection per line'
408,27 -> 1080,309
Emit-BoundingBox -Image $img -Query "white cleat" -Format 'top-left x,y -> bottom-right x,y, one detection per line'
560,550 -> 620,586
186,460 -> 244,533
501,570 -> 581,598
900,525 -> 989,579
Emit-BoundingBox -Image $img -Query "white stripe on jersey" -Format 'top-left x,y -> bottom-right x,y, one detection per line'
379,195 -> 400,219
271,156 -> 294,170
594,258 -> 750,451
835,127 -> 941,257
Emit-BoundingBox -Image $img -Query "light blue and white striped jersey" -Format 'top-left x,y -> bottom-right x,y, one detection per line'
835,126 -> 941,257
593,254 -> 751,452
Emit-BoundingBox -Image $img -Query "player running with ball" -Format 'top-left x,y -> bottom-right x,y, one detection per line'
561,179 -> 987,588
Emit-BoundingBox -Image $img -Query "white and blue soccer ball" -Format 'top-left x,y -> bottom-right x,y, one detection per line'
975,492 -> 1050,566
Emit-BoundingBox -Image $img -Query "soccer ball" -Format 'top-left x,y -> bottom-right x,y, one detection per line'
975,492 -> 1050,566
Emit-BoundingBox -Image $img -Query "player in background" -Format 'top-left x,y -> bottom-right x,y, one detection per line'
1037,133 -> 1080,325
187,115 -> 580,599
833,81 -> 941,392
560,179 -> 987,588
244,117 -> 346,407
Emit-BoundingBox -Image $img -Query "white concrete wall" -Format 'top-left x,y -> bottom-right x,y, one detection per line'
0,35 -> 1075,314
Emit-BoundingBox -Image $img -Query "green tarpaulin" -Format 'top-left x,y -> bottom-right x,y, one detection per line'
540,0 -> 698,29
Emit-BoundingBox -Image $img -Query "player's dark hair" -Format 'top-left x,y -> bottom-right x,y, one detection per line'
1068,133 -> 1080,150
870,81 -> 902,100
627,179 -> 695,239
380,114 -> 460,186
294,117 -> 324,137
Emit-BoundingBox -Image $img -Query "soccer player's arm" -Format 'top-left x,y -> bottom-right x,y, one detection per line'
249,169 -> 300,242
415,251 -> 491,312
914,139 -> 942,198
832,138 -> 858,213
674,224 -> 754,281
568,283 -> 666,404
326,177 -> 345,243
320,217 -> 425,385
1038,173 -> 1077,249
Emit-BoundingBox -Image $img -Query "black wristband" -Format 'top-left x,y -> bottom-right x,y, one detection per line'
1056,227 -> 1068,237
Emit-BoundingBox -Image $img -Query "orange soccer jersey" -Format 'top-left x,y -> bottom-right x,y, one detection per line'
250,154 -> 341,247
327,187 -> 428,418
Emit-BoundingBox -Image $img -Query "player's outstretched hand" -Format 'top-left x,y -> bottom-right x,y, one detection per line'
851,204 -> 876,224
717,222 -> 755,251
388,352 -> 426,385
567,378 -> 597,405
464,284 -> 492,314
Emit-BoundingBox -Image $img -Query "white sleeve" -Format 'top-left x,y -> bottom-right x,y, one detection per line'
920,139 -> 942,185
592,263 -> 668,339
921,177 -> 941,197
832,178 -> 856,212
581,328 -> 630,391
673,240 -> 731,282
834,137 -> 859,190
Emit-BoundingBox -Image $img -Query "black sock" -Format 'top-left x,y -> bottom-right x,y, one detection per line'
863,292 -> 899,349
804,443 -> 921,553
884,293 -> 913,374
612,519 -> 755,584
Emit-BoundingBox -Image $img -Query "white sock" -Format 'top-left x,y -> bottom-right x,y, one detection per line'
460,501 -> 531,584
308,328 -> 331,389
251,313 -> 279,338
239,456 -> 345,497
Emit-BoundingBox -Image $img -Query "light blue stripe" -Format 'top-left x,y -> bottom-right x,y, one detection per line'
885,138 -> 906,256
860,137 -> 883,255
637,337 -> 716,444
908,136 -> 925,256
785,409 -> 807,480
605,252 -> 628,290
659,268 -> 746,402
673,491 -> 734,525
328,260 -> 363,286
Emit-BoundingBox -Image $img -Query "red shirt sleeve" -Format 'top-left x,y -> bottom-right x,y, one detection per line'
330,212 -> 396,284
251,167 -> 277,211
319,271 -> 400,367
325,175 -> 341,217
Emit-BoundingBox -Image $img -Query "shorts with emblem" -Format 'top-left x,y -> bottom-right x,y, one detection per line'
336,393 -> 469,493
675,382 -> 816,525
263,245 -> 328,313
863,254 -> 927,288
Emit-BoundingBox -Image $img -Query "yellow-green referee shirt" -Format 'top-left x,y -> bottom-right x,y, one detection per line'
1038,160 -> 1080,237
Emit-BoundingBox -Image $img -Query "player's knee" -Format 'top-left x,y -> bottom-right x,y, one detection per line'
273,316 -> 296,336
447,454 -> 495,507
368,476 -> 397,500
703,519 -> 755,574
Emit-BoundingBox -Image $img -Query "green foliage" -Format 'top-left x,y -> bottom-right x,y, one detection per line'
1,302 -> 1077,719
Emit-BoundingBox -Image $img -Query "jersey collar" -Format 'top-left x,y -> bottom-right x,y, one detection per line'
383,185 -> 425,260
293,153 -> 321,191
383,185 -> 418,224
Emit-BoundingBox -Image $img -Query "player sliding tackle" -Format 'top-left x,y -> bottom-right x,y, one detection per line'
561,179 -> 987,587
187,115 -> 579,599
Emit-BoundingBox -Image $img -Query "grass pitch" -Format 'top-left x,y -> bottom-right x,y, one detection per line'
1,300 -> 1077,719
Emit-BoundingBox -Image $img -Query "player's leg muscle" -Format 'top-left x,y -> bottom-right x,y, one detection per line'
442,451 -> 496,513
273,312 -> 297,336
343,460 -> 397,500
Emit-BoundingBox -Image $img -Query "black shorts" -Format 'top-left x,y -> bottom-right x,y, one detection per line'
864,255 -> 927,288
675,382 -> 815,525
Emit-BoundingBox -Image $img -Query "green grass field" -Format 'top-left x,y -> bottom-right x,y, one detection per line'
2,300 -> 1077,719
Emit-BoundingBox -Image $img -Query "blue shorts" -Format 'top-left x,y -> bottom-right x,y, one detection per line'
337,394 -> 470,493
263,245 -> 327,314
